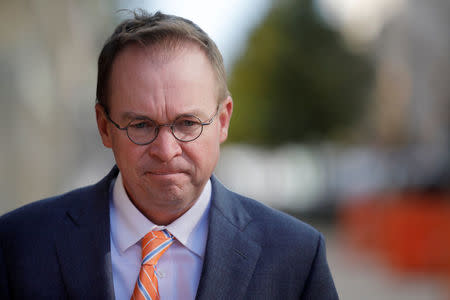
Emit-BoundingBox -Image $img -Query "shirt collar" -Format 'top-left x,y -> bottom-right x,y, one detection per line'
110,172 -> 211,258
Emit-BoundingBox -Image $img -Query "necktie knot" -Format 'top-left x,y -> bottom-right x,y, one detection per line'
141,229 -> 174,265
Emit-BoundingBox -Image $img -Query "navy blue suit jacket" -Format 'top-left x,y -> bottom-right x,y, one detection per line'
0,167 -> 338,299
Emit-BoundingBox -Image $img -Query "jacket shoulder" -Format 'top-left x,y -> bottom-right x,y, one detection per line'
240,192 -> 320,240
0,166 -> 118,236
0,185 -> 93,235
211,176 -> 322,248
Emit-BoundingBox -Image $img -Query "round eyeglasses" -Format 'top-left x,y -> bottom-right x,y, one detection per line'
104,105 -> 219,145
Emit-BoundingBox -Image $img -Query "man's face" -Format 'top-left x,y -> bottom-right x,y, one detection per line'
96,43 -> 232,224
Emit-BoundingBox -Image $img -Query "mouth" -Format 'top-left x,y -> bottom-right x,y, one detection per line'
146,170 -> 186,176
150,171 -> 181,175
144,171 -> 187,184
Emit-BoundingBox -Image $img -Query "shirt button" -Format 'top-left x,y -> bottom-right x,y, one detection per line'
157,270 -> 166,278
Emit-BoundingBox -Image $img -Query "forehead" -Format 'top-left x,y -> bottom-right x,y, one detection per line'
108,43 -> 218,116
112,41 -> 214,78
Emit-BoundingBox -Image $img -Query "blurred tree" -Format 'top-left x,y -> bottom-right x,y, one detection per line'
228,0 -> 374,145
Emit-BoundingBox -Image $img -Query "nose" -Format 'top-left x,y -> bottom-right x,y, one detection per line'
147,126 -> 182,162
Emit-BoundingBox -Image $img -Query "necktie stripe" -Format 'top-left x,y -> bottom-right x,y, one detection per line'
143,238 -> 173,257
143,239 -> 173,264
142,230 -> 172,251
131,230 -> 174,300
143,268 -> 158,293
142,238 -> 156,250
137,269 -> 155,298
137,278 -> 153,300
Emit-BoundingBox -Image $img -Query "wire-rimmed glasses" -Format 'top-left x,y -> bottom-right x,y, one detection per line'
104,105 -> 219,145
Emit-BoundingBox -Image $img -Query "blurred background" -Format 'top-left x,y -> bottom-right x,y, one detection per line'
1,0 -> 449,299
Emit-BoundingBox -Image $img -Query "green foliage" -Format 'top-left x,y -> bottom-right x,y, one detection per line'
228,0 -> 374,145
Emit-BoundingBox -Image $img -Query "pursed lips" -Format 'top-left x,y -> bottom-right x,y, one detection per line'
147,170 -> 185,175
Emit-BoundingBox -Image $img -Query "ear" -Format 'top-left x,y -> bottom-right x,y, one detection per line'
95,103 -> 113,148
218,96 -> 233,143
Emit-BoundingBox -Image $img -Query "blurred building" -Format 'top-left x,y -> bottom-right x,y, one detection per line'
0,1 -> 116,213
371,0 -> 449,149
368,0 -> 450,190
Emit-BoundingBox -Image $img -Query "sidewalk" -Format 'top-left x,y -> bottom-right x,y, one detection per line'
322,226 -> 448,300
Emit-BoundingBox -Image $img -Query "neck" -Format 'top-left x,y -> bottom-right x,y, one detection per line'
133,202 -> 195,225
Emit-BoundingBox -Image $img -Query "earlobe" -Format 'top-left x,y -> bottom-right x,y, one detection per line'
219,96 -> 233,143
95,103 -> 113,148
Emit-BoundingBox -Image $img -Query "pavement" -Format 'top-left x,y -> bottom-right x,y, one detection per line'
321,225 -> 449,300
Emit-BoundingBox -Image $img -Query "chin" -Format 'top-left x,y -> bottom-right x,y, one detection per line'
150,186 -> 196,212
145,178 -> 189,200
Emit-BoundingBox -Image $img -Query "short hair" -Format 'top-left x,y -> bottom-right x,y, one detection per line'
96,10 -> 229,109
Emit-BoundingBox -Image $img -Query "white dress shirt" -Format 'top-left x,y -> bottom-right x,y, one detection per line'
109,172 -> 211,300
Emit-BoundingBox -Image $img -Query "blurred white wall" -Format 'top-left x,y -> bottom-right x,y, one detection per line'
0,0 -> 117,213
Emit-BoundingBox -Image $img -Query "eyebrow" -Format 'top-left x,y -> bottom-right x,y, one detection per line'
120,112 -> 149,121
119,109 -> 209,122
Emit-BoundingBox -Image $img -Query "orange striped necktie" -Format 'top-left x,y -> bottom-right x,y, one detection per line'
131,229 -> 174,300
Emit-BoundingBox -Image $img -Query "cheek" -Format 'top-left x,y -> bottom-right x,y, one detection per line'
188,139 -> 220,173
111,134 -> 143,169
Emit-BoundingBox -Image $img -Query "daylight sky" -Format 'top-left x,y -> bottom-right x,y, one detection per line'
119,0 -> 406,66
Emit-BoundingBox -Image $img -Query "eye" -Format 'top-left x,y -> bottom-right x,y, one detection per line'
129,120 -> 155,130
181,119 -> 197,127
132,122 -> 148,129
175,117 -> 201,128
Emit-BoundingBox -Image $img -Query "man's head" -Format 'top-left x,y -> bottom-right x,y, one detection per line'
95,11 -> 233,225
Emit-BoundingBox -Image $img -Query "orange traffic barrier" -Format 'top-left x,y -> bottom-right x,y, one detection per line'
338,192 -> 450,276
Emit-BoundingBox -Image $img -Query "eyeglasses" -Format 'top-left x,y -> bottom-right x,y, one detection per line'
104,105 -> 219,145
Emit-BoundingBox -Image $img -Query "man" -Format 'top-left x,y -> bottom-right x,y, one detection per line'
0,11 -> 338,299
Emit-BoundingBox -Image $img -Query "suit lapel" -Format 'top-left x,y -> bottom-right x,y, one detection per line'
196,176 -> 261,300
52,169 -> 260,299
55,167 -> 118,300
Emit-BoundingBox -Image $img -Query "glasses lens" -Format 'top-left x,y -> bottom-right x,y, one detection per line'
127,119 -> 158,144
173,115 -> 203,141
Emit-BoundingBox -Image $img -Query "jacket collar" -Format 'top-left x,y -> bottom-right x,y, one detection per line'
195,176 -> 261,300
55,166 -> 118,299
